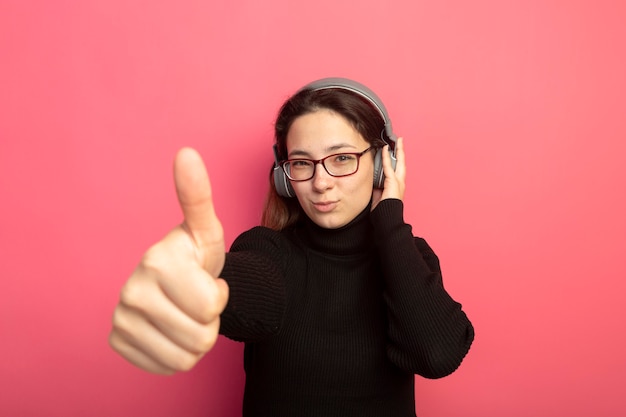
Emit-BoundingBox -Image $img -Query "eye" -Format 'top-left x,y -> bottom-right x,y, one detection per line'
290,160 -> 312,168
333,154 -> 356,164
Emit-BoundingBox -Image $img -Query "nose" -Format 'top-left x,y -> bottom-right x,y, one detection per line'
311,161 -> 333,191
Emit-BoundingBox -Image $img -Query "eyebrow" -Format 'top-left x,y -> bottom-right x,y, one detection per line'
288,143 -> 358,159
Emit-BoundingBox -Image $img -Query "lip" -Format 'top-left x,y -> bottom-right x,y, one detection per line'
312,201 -> 338,213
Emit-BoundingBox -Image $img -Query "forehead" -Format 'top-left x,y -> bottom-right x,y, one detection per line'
286,110 -> 368,157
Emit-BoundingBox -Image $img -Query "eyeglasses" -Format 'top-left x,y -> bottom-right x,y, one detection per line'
280,147 -> 374,181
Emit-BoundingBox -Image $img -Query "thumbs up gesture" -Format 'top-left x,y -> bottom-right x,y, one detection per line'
109,148 -> 230,374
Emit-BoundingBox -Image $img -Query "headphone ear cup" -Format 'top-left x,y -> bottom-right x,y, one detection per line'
373,148 -> 384,189
372,147 -> 398,189
273,165 -> 295,198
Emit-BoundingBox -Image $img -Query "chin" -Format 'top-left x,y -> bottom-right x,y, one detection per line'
308,214 -> 347,230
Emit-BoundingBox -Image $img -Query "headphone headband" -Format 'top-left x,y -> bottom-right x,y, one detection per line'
298,77 -> 397,145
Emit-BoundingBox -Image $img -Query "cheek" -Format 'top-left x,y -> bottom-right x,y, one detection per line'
348,167 -> 375,198
290,181 -> 306,198
290,183 -> 310,209
359,161 -> 376,189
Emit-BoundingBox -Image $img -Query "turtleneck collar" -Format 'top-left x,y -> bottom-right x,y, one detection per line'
295,203 -> 375,256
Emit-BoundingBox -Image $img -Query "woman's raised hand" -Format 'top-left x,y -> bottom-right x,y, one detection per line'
109,148 -> 229,374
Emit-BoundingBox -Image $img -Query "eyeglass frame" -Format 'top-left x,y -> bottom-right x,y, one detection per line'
279,146 -> 375,182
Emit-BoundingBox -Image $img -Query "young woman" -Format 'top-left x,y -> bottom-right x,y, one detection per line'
109,78 -> 474,417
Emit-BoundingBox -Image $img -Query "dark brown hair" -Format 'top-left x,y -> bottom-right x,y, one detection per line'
261,88 -> 387,230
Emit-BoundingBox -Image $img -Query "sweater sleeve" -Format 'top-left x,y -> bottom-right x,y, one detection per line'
370,199 -> 475,379
218,226 -> 288,343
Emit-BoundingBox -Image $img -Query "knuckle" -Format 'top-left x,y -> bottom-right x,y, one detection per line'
121,256 -> 167,311
170,351 -> 199,372
119,280 -> 142,309
111,307 -> 126,331
110,307 -> 140,343
195,308 -> 215,325
185,283 -> 215,323
198,288 -> 226,322
202,296 -> 220,318
191,328 -> 219,353
108,329 -> 123,351
140,245 -> 169,274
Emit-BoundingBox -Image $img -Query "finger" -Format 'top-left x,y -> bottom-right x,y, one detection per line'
112,303 -> 204,372
109,330 -> 176,375
174,147 -> 216,232
129,275 -> 224,353
394,137 -> 406,180
173,147 -> 225,273
380,141 -> 405,201
174,147 -> 224,244
136,248 -> 229,324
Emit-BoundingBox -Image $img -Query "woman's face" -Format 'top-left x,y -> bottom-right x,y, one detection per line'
286,109 -> 374,229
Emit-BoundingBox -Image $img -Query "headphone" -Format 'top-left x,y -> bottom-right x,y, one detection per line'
273,77 -> 398,198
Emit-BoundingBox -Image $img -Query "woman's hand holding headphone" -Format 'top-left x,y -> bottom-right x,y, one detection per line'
372,137 -> 406,210
109,148 -> 229,374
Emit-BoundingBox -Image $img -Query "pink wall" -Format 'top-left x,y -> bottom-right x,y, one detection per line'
1,1 -> 625,416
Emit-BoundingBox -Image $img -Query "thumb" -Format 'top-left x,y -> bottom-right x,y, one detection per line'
173,147 -> 225,273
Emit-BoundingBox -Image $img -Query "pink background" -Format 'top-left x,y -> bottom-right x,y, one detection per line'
1,0 -> 625,416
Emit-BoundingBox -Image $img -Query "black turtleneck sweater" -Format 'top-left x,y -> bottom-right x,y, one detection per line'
220,199 -> 474,417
